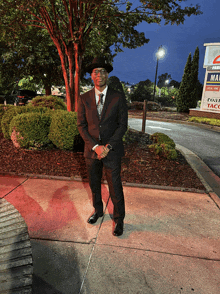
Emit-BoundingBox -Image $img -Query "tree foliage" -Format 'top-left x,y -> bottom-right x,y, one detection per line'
130,79 -> 153,102
0,26 -> 63,94
189,46 -> 200,107
1,0 -> 202,111
176,52 -> 192,112
177,47 -> 200,112
107,76 -> 125,97
170,79 -> 180,89
157,73 -> 172,88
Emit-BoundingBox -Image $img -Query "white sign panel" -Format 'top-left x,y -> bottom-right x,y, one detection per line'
203,43 -> 220,68
201,43 -> 220,113
201,70 -> 220,112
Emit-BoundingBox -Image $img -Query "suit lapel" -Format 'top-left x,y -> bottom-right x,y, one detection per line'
100,87 -> 112,120
89,88 -> 100,120
90,88 -> 96,108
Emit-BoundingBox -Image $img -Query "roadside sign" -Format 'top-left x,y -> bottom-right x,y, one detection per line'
201,70 -> 220,112
200,43 -> 220,113
204,43 -> 220,68
206,72 -> 220,85
207,65 -> 220,71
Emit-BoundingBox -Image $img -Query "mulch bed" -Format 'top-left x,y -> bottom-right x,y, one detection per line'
0,130 -> 205,190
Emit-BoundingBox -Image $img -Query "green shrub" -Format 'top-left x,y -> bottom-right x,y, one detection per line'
9,112 -> 52,149
122,126 -> 131,143
0,105 -> 15,132
28,95 -> 67,110
149,132 -> 177,160
149,143 -> 177,160
130,101 -> 144,110
188,116 -> 220,127
150,132 -> 175,148
147,101 -> 161,111
49,110 -> 79,150
1,106 -> 50,139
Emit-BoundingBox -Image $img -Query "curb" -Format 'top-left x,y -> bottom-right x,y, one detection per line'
176,144 -> 220,208
0,171 -> 206,194
176,144 -> 213,193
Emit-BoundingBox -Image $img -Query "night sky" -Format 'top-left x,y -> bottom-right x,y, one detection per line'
110,0 -> 220,86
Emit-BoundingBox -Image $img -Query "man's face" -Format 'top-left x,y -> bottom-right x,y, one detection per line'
91,68 -> 108,89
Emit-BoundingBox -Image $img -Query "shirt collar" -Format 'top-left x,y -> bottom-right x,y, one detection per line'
95,86 -> 108,97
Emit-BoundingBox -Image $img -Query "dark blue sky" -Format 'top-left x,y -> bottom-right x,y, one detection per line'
110,0 -> 220,86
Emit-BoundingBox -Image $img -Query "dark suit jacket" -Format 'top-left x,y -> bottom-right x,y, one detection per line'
77,87 -> 128,159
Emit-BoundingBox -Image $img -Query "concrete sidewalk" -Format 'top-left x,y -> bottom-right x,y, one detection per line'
1,175 -> 220,294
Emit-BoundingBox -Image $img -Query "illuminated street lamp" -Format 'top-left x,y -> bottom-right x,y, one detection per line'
153,46 -> 166,101
163,79 -> 170,95
165,79 -> 169,85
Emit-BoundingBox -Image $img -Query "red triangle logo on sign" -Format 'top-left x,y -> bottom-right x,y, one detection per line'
213,55 -> 220,64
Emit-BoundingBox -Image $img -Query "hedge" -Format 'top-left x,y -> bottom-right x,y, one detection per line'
28,95 -> 67,110
0,105 -> 15,132
1,106 -> 50,139
10,112 -> 52,149
49,110 -> 79,150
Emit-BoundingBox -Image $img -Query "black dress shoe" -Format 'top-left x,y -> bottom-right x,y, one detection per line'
87,212 -> 103,224
113,221 -> 124,236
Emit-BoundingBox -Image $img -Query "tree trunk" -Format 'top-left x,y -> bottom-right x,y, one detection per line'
58,47 -> 74,112
67,44 -> 75,112
74,43 -> 81,112
45,85 -> 51,95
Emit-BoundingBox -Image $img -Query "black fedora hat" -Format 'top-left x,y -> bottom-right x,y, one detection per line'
86,56 -> 113,74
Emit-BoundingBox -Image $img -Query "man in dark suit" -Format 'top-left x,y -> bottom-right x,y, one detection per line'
77,57 -> 128,236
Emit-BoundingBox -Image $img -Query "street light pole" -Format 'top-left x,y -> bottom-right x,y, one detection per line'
153,45 -> 165,102
153,57 -> 159,102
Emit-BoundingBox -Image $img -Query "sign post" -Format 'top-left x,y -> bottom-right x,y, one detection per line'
142,100 -> 147,133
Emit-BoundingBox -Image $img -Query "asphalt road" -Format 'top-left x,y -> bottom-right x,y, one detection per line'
128,118 -> 220,178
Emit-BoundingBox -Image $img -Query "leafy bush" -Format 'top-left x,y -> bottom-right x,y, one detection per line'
149,143 -> 177,160
0,105 -> 15,132
1,105 -> 50,139
122,126 -> 131,143
49,110 -> 79,150
107,76 -> 126,98
130,102 -> 144,110
188,117 -> 220,127
149,132 -> 177,159
150,132 -> 175,148
156,95 -> 176,107
9,112 -> 52,149
130,79 -> 153,102
130,101 -> 161,111
147,101 -> 161,111
28,95 -> 67,110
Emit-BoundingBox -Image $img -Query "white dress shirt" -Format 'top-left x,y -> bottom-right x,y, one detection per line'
92,86 -> 108,151
95,86 -> 108,105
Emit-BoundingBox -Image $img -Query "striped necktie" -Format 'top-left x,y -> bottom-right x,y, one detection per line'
97,93 -> 104,119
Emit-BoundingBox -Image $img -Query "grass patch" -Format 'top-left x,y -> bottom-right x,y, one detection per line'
188,117 -> 220,127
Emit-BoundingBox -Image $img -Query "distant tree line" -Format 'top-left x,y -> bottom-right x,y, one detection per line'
114,46 -> 203,112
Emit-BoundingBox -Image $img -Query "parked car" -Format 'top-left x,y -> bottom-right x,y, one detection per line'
0,92 -> 6,104
5,89 -> 37,105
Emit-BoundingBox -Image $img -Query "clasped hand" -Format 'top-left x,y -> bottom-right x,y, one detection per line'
95,145 -> 110,160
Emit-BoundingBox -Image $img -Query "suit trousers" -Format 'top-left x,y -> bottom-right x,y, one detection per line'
85,156 -> 125,223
